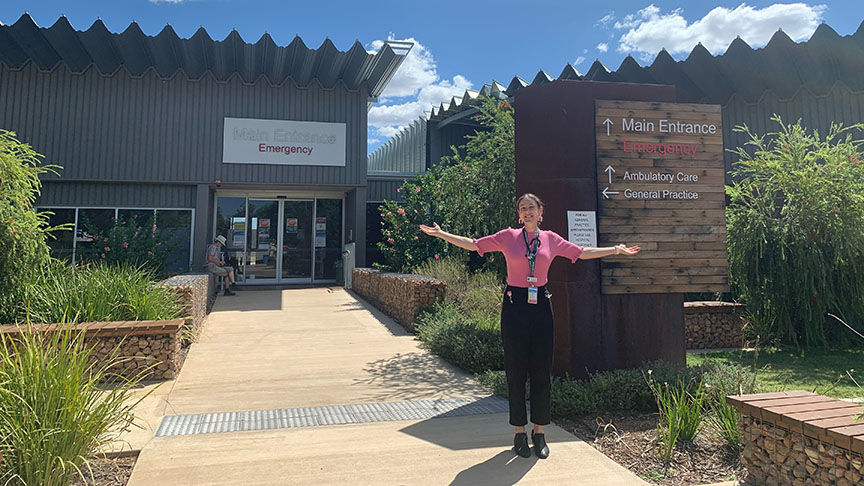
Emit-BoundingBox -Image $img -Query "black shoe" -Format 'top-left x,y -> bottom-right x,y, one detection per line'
513,432 -> 531,458
223,289 -> 236,296
532,431 -> 549,459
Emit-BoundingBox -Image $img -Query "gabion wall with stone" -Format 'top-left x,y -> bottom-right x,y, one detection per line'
0,320 -> 184,381
352,268 -> 446,332
739,416 -> 863,486
728,391 -> 864,486
161,273 -> 213,342
684,301 -> 746,349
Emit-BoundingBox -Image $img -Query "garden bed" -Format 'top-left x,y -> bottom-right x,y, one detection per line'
559,413 -> 745,485
71,455 -> 136,486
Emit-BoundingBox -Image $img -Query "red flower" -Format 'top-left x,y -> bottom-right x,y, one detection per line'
415,187 -> 421,193
8,218 -> 13,223
397,208 -> 406,216
11,231 -> 17,235
413,235 -> 419,240
152,225 -> 157,231
101,253 -> 106,259
122,241 -> 129,248
104,246 -> 111,252
387,238 -> 395,243
784,145 -> 789,150
147,251 -> 153,256
396,188 -> 401,193
434,254 -> 440,259
380,221 -> 385,226
832,209 -> 837,213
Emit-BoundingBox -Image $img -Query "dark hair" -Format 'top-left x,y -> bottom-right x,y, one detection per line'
515,193 -> 544,211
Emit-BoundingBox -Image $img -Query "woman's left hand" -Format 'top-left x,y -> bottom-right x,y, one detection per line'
615,244 -> 641,256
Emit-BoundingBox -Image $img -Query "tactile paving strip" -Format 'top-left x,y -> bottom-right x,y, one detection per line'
155,396 -> 509,437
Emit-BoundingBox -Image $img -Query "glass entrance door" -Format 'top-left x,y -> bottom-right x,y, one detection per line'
282,200 -> 313,281
245,200 -> 280,283
215,196 -> 341,284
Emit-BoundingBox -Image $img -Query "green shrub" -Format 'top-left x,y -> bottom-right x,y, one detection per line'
0,130 -> 64,323
727,116 -> 864,346
415,302 -> 504,374
477,370 -> 508,397
0,326 -> 147,485
414,256 -> 503,321
19,260 -> 182,324
550,376 -> 598,417
649,375 -> 706,464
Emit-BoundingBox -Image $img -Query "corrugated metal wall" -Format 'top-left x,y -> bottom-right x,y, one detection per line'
0,63 -> 367,187
37,181 -> 196,208
368,118 -> 426,174
367,179 -> 405,202
722,83 -> 864,183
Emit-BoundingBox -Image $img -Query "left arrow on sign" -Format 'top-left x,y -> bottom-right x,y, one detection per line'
602,187 -> 619,199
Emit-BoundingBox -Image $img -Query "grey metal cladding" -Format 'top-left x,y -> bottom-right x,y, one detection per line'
367,179 -> 406,203
0,62 -> 366,186
0,13 -> 410,98
37,181 -> 196,208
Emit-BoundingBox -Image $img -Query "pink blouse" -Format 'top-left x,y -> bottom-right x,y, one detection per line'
474,228 -> 584,287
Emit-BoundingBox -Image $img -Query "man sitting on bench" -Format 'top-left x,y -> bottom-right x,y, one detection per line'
206,235 -> 236,296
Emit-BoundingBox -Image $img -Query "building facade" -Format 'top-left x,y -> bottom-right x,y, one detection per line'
0,14 -> 410,283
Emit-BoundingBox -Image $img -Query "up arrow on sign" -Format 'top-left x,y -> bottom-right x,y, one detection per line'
603,118 -> 613,136
604,165 -> 615,184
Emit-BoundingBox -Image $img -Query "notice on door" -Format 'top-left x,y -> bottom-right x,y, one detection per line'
315,217 -> 327,248
231,218 -> 245,247
258,219 -> 270,249
286,218 -> 298,233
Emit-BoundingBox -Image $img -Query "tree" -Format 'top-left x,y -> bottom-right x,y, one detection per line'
378,97 -> 515,274
0,131 -> 63,323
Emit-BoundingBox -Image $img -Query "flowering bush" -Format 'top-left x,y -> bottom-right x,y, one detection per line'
80,214 -> 176,273
0,130 -> 63,323
727,116 -> 864,346
378,97 -> 515,273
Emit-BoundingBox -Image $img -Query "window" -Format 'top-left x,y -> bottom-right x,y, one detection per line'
39,208 -> 76,262
76,209 -> 115,262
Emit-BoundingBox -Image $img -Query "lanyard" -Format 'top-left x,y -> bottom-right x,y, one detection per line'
522,229 -> 540,279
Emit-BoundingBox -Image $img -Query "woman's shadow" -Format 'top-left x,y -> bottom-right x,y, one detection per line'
450,449 -> 537,485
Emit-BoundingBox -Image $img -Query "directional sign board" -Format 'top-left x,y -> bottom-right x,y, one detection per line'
595,100 -> 728,294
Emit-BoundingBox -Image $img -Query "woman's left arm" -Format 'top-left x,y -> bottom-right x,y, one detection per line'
579,244 -> 640,260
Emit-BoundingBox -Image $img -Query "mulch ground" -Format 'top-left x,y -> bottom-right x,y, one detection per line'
71,456 -> 136,486
557,413 -> 746,485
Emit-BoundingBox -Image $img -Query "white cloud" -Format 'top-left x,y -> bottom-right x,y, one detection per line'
614,3 -> 826,61
367,35 -> 472,142
597,43 -> 609,53
149,0 -> 186,3
596,13 -> 616,28
574,56 -> 586,66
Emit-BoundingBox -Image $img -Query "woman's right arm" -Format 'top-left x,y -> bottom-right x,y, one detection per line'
419,223 -> 478,251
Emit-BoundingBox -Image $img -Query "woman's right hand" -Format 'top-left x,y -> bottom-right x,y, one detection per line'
419,223 -> 442,237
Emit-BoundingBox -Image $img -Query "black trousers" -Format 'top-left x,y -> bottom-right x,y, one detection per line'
500,285 -> 554,426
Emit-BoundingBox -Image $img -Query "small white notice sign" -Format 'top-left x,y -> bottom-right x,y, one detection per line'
567,211 -> 597,248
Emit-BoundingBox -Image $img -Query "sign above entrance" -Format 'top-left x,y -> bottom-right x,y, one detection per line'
222,117 -> 346,166
595,100 -> 727,295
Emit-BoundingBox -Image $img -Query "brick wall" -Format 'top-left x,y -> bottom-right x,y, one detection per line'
684,301 -> 746,349
351,268 -> 446,332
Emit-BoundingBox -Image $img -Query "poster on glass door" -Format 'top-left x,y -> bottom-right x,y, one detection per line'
315,217 -> 326,247
258,219 -> 270,249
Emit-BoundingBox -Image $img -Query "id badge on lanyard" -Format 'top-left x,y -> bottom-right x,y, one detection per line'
524,229 -> 540,304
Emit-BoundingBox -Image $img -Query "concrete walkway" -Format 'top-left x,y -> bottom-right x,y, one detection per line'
127,288 -> 648,485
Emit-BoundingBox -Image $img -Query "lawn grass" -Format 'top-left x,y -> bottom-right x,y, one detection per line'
687,348 -> 864,399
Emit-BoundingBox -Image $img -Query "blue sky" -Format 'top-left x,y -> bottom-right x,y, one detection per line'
2,1 -> 861,153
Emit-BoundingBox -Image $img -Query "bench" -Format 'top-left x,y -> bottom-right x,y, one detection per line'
727,390 -> 864,486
